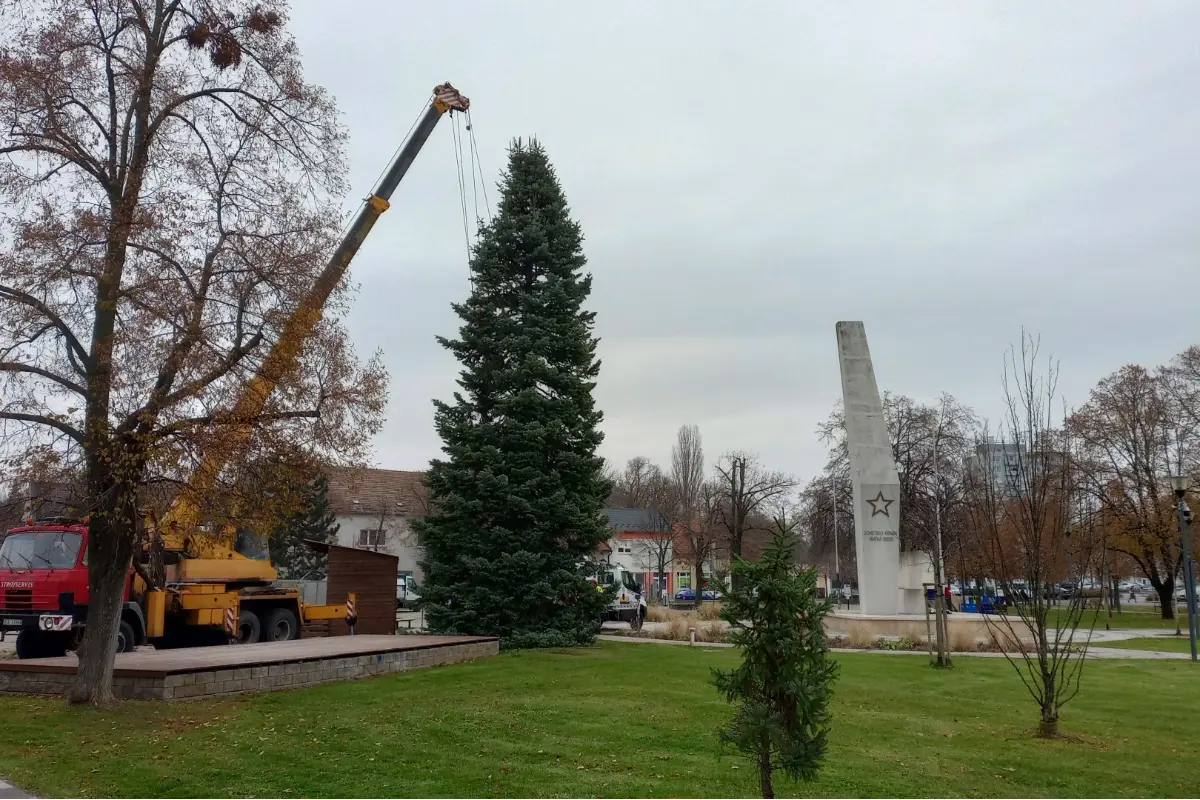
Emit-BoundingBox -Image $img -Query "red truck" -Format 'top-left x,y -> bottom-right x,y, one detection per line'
0,519 -> 142,658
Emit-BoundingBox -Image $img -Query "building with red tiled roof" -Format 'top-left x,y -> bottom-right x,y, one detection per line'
322,466 -> 428,581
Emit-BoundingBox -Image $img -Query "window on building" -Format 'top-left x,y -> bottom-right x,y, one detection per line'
677,572 -> 691,589
617,542 -> 632,554
358,529 -> 386,547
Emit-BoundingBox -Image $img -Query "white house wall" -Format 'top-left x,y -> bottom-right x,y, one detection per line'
333,513 -> 423,580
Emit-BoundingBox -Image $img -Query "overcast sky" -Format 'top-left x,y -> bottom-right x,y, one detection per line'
288,1 -> 1200,487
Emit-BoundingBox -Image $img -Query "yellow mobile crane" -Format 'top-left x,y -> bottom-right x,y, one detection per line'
0,84 -> 470,657
140,83 -> 473,647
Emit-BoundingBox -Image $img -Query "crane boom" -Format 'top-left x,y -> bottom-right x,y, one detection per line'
158,83 -> 470,543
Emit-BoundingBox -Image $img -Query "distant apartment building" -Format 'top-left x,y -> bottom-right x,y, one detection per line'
967,439 -> 1071,500
967,440 -> 1027,498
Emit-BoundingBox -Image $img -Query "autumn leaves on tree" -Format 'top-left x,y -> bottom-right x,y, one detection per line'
0,2 -> 385,704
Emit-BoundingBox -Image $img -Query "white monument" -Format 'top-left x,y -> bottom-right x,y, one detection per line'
836,321 -> 929,616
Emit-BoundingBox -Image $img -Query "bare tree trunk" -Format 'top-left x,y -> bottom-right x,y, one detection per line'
759,745 -> 774,799
69,508 -> 134,706
1152,579 -> 1175,620
931,544 -> 950,667
1039,674 -> 1059,737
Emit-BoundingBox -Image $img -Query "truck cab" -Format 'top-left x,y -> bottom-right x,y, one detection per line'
593,565 -> 646,632
396,573 -> 420,610
0,520 -> 141,659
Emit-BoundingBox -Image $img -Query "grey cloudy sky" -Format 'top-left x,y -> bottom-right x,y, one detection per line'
288,1 -> 1200,486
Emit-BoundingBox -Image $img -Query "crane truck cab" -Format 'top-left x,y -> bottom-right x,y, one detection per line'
0,520 -> 141,659
592,565 -> 646,632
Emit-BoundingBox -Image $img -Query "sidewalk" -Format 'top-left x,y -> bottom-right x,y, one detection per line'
0,778 -> 33,799
596,634 -> 1193,660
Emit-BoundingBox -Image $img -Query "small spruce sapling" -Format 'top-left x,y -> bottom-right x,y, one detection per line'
712,519 -> 838,798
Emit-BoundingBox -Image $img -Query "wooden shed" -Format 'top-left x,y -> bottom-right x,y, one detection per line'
303,540 -> 398,637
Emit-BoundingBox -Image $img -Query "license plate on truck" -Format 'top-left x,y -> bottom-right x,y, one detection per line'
3,618 -> 22,627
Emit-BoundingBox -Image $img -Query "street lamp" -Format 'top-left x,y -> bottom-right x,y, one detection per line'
1168,474 -> 1197,662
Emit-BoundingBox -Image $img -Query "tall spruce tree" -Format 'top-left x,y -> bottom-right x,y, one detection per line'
270,473 -> 338,580
414,139 -> 612,648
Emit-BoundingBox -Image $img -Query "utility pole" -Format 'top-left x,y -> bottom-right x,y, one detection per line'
931,404 -> 950,667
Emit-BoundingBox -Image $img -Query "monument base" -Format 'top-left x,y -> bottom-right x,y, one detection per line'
825,610 -> 1035,651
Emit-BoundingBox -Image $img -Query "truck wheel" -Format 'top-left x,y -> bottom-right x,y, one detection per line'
236,609 -> 261,644
15,630 -> 41,659
116,620 -> 137,653
630,609 -> 644,633
15,630 -> 67,659
261,608 -> 299,642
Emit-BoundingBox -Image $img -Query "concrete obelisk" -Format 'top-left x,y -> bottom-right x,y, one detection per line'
836,321 -> 902,615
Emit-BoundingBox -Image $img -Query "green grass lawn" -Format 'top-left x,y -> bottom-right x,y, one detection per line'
1097,636 -> 1196,654
0,642 -> 1197,798
1047,605 -> 1189,631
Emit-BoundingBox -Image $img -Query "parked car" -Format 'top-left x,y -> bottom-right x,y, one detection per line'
1175,585 -> 1199,602
674,588 -> 720,602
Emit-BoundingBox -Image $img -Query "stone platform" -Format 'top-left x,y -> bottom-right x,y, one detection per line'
825,610 -> 1034,649
0,634 -> 499,700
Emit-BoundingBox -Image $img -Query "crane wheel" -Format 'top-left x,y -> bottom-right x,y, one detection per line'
262,607 -> 300,642
236,610 -> 262,644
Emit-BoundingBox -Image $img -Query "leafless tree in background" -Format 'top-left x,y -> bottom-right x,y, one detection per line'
713,452 -> 795,588
672,424 -> 705,517
967,332 -> 1098,738
657,425 -> 723,600
795,473 -> 855,582
610,456 -> 664,508
635,533 -> 675,603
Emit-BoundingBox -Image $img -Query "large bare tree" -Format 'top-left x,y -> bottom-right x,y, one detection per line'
712,451 -> 795,588
1068,356 -> 1198,617
0,1 -> 386,704
609,456 -> 664,508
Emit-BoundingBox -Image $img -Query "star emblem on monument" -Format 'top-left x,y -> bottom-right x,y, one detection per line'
866,490 -> 894,518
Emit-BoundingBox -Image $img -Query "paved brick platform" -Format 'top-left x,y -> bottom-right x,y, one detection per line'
0,635 -> 498,700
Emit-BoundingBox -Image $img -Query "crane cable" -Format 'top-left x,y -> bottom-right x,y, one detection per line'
452,109 -> 494,290
466,109 -> 492,224
451,111 -> 473,273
